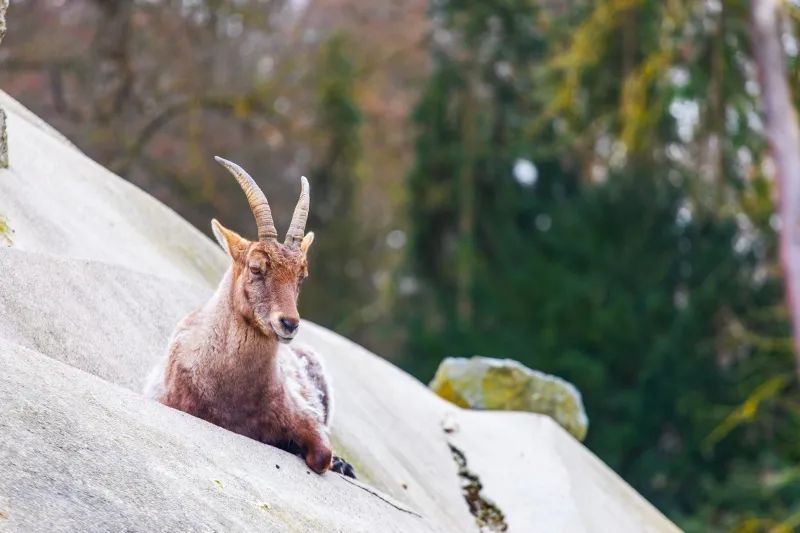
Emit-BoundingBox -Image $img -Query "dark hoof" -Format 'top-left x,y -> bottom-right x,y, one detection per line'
332,456 -> 357,479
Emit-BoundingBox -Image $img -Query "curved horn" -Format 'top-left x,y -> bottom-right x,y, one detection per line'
284,176 -> 310,247
214,156 -> 278,241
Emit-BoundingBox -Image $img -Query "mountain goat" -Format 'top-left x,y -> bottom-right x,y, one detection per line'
145,156 -> 354,477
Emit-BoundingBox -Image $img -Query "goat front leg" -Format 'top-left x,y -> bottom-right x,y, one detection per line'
295,422 -> 333,475
278,436 -> 354,478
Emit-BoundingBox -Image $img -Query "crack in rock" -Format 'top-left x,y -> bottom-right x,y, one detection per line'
448,444 -> 508,532
341,476 -> 423,518
0,108 -> 7,169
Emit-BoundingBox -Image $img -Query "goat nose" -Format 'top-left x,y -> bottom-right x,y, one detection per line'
279,317 -> 299,334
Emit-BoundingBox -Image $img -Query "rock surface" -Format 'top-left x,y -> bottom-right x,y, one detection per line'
0,339 -> 433,533
0,92 -> 226,287
430,356 -> 589,441
0,90 -> 679,532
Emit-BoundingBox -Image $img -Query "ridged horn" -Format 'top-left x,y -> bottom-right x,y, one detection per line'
284,176 -> 310,247
214,156 -> 278,242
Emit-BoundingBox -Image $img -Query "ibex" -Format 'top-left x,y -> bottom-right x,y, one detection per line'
145,156 -> 355,478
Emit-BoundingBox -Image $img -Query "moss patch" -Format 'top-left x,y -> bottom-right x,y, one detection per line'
0,215 -> 13,246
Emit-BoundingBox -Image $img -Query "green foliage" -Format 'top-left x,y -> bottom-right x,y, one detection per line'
402,0 -> 800,529
299,33 -> 367,335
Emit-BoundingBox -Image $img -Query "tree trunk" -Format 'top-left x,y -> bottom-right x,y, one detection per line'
750,0 -> 800,377
456,71 -> 478,328
90,0 -> 133,123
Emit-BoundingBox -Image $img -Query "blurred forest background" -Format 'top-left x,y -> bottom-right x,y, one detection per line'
3,0 -> 800,530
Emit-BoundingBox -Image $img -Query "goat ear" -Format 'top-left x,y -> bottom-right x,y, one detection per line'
300,232 -> 315,256
211,219 -> 246,259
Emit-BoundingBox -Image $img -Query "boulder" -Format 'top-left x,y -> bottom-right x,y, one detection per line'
0,90 -> 678,532
430,356 -> 589,441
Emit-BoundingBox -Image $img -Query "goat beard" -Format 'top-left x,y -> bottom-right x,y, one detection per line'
252,306 -> 294,344
252,307 -> 279,341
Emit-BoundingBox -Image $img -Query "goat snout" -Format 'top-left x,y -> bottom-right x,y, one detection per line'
270,313 -> 300,342
280,316 -> 300,334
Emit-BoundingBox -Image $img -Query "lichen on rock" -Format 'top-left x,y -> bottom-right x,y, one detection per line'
0,0 -> 7,46
430,356 -> 589,441
0,108 -> 8,169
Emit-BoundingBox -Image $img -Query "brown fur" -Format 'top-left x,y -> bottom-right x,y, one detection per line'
145,228 -> 338,475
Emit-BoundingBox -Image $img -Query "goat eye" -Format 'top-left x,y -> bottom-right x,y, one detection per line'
249,264 -> 262,275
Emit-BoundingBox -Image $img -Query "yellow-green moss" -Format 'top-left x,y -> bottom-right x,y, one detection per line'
0,215 -> 13,246
430,356 -> 589,441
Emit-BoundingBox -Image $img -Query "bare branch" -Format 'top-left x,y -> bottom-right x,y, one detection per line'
110,93 -> 287,176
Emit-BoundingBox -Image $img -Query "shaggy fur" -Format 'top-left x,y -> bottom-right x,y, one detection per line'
144,168 -> 353,477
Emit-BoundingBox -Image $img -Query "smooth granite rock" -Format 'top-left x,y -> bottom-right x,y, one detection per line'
0,90 -> 679,532
0,339 -> 434,533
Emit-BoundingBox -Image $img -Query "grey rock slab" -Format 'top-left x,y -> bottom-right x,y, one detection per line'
0,245 -> 477,532
0,90 -> 226,287
447,410 -> 681,532
0,339 -> 438,533
0,247 -> 209,391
